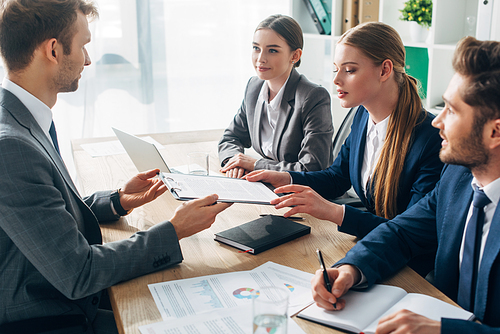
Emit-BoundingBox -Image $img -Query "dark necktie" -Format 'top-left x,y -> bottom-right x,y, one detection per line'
49,121 -> 60,155
457,188 -> 491,311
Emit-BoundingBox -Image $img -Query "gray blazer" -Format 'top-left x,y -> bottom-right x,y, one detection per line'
218,69 -> 334,172
0,87 -> 183,329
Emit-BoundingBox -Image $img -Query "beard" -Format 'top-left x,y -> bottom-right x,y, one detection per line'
439,125 -> 489,169
55,57 -> 81,93
59,77 -> 80,93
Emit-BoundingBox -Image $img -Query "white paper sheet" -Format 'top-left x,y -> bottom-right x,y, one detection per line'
138,305 -> 307,334
160,172 -> 278,203
252,261 -> 314,316
148,261 -> 314,321
298,284 -> 474,334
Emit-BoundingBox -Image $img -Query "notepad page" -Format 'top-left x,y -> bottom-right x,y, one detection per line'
363,293 -> 474,334
298,285 -> 407,333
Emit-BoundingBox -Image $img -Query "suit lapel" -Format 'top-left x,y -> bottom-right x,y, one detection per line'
31,124 -> 81,196
0,88 -> 97,224
252,92 -> 266,157
352,109 -> 369,203
272,69 -> 300,158
435,171 -> 473,300
475,200 -> 500,320
1,89 -> 81,197
23,113 -> 103,244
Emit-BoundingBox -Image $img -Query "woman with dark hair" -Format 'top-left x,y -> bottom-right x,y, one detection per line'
246,22 -> 444,276
218,14 -> 334,178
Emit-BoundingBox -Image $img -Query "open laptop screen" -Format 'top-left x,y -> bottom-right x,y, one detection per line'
112,127 -> 173,173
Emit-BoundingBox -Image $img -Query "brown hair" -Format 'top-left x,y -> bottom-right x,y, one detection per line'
452,36 -> 500,127
339,21 -> 423,219
255,14 -> 303,67
0,0 -> 98,72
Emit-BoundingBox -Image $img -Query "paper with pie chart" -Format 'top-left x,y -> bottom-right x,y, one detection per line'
148,261 -> 314,321
254,261 -> 314,316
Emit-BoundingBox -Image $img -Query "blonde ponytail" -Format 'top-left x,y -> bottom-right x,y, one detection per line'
340,22 -> 425,219
371,73 -> 423,218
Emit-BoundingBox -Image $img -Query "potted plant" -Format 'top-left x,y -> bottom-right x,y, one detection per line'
399,0 -> 433,42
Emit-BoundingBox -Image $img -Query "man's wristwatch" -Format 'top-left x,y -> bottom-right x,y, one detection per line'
110,189 -> 132,216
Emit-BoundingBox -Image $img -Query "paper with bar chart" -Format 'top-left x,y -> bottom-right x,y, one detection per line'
147,261 -> 314,321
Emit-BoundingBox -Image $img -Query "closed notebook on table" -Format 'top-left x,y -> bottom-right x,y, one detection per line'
214,215 -> 311,254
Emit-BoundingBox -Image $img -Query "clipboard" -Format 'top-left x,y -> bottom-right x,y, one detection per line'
159,172 -> 280,205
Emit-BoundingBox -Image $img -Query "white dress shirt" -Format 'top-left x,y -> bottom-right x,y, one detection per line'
259,78 -> 289,160
334,114 -> 390,224
2,77 -> 55,147
459,176 -> 500,271
361,114 -> 390,195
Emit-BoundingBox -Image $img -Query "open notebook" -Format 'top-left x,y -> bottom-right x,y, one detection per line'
298,284 -> 474,334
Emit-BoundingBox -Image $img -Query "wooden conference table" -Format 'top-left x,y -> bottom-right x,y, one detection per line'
71,129 -> 456,334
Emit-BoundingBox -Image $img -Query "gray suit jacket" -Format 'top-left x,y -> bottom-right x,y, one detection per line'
218,69 -> 333,172
0,87 -> 183,329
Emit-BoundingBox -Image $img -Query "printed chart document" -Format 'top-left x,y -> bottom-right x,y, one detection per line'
159,172 -> 278,204
255,262 -> 314,316
138,305 -> 307,334
147,261 -> 314,322
298,284 -> 474,334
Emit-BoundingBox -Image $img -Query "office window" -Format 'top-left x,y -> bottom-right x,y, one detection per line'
42,0 -> 289,163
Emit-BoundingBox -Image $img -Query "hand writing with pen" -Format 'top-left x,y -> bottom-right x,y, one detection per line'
311,257 -> 441,334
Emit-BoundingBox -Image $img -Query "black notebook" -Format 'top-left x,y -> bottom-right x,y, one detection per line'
214,215 -> 311,254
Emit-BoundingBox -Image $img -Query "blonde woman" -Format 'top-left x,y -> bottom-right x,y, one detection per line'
247,22 -> 443,276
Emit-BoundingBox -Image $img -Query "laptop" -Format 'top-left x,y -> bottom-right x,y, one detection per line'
112,127 -> 181,174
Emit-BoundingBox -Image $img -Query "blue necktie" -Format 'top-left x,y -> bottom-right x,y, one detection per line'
457,188 -> 490,311
49,121 -> 60,155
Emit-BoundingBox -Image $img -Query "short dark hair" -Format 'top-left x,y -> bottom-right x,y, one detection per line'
453,36 -> 500,124
0,0 -> 98,72
255,14 -> 303,67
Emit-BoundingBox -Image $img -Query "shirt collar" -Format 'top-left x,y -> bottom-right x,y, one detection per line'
366,113 -> 390,140
471,176 -> 500,207
259,76 -> 289,111
2,77 -> 53,136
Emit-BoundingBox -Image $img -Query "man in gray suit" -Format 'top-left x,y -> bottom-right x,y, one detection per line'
0,1 -> 231,333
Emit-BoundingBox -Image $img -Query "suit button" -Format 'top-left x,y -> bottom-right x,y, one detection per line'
92,296 -> 99,305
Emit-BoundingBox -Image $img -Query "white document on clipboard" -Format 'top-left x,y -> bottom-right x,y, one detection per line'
159,172 -> 279,204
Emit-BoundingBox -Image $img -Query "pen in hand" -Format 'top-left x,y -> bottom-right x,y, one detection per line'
316,248 -> 336,309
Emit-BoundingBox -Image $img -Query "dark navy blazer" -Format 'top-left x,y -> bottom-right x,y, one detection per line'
338,165 -> 500,333
289,106 -> 444,238
289,106 -> 443,276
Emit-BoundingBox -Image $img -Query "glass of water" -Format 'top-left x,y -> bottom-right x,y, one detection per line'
187,152 -> 209,175
252,286 -> 289,334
